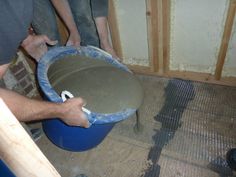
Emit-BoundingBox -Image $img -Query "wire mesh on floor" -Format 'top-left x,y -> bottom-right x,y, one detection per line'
111,76 -> 236,177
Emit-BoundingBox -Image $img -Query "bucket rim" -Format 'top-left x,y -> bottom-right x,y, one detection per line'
37,46 -> 136,125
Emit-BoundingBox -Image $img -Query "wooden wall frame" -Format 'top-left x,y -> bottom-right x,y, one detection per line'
108,0 -> 236,87
146,0 -> 160,73
215,0 -> 236,80
108,0 -> 123,60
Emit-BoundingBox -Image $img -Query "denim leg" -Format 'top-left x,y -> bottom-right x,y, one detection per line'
32,0 -> 61,46
68,0 -> 99,47
91,0 -> 108,18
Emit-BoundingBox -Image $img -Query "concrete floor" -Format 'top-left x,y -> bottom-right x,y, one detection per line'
34,75 -> 236,177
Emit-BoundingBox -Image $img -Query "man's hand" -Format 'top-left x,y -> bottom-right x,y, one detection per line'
21,35 -> 58,61
66,31 -> 81,47
59,97 -> 89,128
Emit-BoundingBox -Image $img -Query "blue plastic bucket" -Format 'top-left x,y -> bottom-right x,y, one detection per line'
42,119 -> 114,151
37,46 -> 143,151
0,160 -> 15,177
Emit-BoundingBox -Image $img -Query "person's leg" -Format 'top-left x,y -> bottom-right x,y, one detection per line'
68,0 -> 99,47
94,17 -> 117,58
31,0 -> 61,46
91,0 -> 108,18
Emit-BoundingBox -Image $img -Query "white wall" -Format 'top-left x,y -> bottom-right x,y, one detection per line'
170,0 -> 229,73
114,0 -> 149,66
223,15 -> 236,77
114,0 -> 236,77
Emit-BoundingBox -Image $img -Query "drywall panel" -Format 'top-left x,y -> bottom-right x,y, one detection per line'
114,0 -> 149,66
223,15 -> 236,77
170,0 -> 228,73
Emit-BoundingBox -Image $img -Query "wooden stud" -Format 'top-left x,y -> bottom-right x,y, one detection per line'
0,99 -> 60,177
131,67 -> 236,87
146,0 -> 159,72
108,0 -> 123,59
157,0 -> 164,74
127,64 -> 152,74
162,0 -> 171,73
215,0 -> 236,80
167,70 -> 236,87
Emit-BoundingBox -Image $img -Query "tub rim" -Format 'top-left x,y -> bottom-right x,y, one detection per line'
37,46 -> 137,125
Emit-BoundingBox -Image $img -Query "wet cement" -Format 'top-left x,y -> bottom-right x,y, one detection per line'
48,55 -> 143,113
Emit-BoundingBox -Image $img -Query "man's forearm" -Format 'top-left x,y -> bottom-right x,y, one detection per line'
0,88 -> 62,122
50,0 -> 78,33
0,88 -> 89,127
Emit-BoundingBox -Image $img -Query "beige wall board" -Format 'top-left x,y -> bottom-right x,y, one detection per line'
223,5 -> 236,77
170,0 -> 229,73
114,0 -> 149,66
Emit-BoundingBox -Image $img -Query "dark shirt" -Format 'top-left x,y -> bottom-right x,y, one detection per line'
0,79 -> 5,88
0,0 -> 33,65
91,0 -> 108,17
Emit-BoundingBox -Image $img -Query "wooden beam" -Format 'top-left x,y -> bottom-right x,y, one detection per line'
162,0 -> 171,73
127,64 -> 152,74
130,66 -> 236,87
0,99 -> 60,177
167,70 -> 236,87
146,0 -> 159,72
215,0 -> 236,80
108,0 -> 123,59
157,0 -> 164,74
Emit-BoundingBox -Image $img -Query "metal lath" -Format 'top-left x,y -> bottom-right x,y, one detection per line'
147,79 -> 236,176
111,76 -> 236,177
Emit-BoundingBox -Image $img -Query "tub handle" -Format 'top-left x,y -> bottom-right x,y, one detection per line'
61,90 -> 91,115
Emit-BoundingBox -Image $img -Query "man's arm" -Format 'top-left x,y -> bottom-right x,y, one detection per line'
50,0 -> 81,47
0,63 -> 88,127
0,88 -> 89,127
91,0 -> 117,58
94,17 -> 117,58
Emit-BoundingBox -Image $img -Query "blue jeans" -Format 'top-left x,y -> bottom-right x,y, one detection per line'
32,0 -> 101,47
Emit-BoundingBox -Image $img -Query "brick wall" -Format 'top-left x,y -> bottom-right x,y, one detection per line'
3,51 -> 39,98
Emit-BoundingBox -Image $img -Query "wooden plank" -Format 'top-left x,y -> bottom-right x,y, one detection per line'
108,0 -> 123,59
0,99 -> 60,177
127,64 -> 152,74
162,0 -> 171,73
146,0 -> 159,72
130,66 -> 236,87
167,71 -> 236,87
215,0 -> 236,80
156,0 -> 164,74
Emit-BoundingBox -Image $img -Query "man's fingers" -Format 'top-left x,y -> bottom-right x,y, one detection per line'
82,113 -> 89,128
75,98 -> 89,128
42,35 -> 58,46
66,40 -> 73,46
46,39 -> 58,46
66,40 -> 80,48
